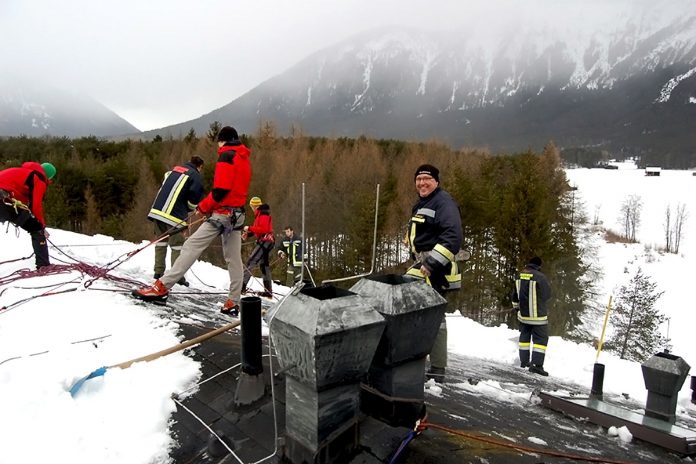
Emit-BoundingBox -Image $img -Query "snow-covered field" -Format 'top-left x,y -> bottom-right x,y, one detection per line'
0,162 -> 694,463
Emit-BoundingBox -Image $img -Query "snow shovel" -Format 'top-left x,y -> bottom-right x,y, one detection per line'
69,319 -> 241,397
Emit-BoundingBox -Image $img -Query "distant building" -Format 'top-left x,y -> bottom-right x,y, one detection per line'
645,166 -> 662,176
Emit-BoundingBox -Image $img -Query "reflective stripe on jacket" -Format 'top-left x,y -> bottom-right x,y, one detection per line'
148,162 -> 204,227
405,187 -> 463,292
512,264 -> 551,325
279,234 -> 303,267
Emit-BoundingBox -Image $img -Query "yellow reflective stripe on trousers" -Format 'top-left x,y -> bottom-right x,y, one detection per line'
532,343 -> 547,352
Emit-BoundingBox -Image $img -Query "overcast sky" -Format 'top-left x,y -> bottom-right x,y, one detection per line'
0,0 -> 664,131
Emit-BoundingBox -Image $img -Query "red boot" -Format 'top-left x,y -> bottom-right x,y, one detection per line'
132,279 -> 169,303
221,299 -> 239,317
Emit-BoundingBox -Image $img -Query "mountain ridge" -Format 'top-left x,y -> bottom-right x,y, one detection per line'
0,80 -> 140,138
145,9 -> 696,163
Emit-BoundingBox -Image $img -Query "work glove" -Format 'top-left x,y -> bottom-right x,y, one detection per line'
428,269 -> 449,292
278,250 -> 286,258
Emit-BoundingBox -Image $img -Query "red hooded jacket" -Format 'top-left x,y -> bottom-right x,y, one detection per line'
248,205 -> 274,243
197,143 -> 251,214
0,162 -> 49,226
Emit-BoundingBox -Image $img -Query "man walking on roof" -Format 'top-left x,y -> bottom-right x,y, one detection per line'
277,225 -> 303,287
512,256 -> 552,376
133,126 -> 250,316
148,155 -> 205,286
241,196 -> 274,298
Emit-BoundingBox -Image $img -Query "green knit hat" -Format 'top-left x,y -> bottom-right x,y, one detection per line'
41,162 -> 56,180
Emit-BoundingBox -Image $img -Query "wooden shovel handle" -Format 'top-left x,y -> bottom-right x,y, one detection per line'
112,320 -> 241,369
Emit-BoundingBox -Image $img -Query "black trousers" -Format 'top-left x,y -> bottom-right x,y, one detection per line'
0,203 -> 50,269
242,241 -> 274,292
518,323 -> 549,367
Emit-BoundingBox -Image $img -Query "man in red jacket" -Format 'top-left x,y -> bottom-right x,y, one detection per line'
133,126 -> 251,314
0,161 -> 56,269
241,196 -> 274,298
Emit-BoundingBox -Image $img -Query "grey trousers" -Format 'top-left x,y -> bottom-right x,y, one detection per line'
160,212 -> 244,302
429,316 -> 448,369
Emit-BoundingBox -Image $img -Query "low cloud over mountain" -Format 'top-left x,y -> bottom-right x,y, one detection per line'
155,6 -> 696,160
0,79 -> 139,138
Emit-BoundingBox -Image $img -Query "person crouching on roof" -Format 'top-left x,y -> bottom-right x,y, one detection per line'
0,161 -> 56,269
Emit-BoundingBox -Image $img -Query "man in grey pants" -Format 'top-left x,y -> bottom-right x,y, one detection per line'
133,126 -> 252,316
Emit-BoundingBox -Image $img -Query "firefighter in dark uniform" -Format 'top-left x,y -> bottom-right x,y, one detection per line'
405,164 -> 463,383
277,226 -> 303,287
148,156 -> 205,285
512,256 -> 552,376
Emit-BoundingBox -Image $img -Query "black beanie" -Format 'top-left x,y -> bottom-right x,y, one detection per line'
414,164 -> 439,182
529,257 -> 542,267
217,126 -> 239,142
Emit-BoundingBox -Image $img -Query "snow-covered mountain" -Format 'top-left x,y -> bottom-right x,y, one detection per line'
0,80 -> 140,138
155,2 -> 696,161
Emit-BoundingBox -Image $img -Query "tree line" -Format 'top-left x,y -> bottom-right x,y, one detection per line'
0,127 -> 590,339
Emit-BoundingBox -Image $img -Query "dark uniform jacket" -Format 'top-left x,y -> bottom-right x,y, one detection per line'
512,263 -> 551,325
406,186 -> 463,292
277,233 -> 303,267
148,162 -> 204,227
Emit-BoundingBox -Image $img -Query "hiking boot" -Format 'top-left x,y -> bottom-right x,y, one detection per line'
132,279 -> 169,303
426,366 -> 446,384
529,364 -> 549,376
221,299 -> 239,317
520,361 -> 530,368
258,291 -> 273,298
177,277 -> 189,287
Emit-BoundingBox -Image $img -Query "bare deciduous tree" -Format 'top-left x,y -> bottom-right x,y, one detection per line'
663,205 -> 672,252
662,203 -> 687,253
619,194 -> 642,242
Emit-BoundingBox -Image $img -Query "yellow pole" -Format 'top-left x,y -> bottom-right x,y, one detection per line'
595,295 -> 613,363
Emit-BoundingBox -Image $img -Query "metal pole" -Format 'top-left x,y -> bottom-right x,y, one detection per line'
322,183 -> 380,285
300,182 -> 306,284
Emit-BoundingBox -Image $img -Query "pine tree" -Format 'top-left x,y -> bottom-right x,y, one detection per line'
206,121 -> 221,142
606,268 -> 666,362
